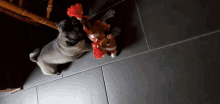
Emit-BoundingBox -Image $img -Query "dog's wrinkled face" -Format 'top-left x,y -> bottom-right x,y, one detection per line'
56,17 -> 85,47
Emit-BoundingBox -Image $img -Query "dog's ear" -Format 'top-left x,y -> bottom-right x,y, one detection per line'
55,22 -> 62,33
56,20 -> 67,33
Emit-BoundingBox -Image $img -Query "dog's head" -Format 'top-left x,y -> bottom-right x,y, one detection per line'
56,16 -> 86,47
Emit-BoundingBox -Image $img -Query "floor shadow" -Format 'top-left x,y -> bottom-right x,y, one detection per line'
20,50 -> 38,89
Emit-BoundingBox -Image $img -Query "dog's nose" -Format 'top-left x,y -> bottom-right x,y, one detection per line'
65,35 -> 76,40
66,41 -> 72,46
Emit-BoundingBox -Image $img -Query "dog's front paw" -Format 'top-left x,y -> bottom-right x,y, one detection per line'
56,71 -> 61,75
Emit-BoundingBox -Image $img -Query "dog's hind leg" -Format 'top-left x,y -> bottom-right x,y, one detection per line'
29,48 -> 41,62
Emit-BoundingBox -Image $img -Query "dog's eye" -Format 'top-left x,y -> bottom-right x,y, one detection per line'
72,21 -> 76,25
74,27 -> 78,32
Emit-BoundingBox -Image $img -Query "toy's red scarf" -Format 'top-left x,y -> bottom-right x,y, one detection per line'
67,3 -> 107,59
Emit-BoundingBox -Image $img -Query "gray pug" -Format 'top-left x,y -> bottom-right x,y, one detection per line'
29,9 -> 117,75
29,16 -> 93,75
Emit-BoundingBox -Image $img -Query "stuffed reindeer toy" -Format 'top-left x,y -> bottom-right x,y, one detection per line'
67,3 -> 121,59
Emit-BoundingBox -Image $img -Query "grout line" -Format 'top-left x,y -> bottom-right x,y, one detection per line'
63,51 -> 152,78
64,30 -> 220,73
100,67 -> 110,104
134,0 -> 150,51
148,29 -> 220,52
21,29 -> 220,91
36,87 -> 39,104
22,77 -> 63,90
63,29 -> 220,77
63,66 -> 102,78
21,29 -> 220,92
91,0 -> 125,18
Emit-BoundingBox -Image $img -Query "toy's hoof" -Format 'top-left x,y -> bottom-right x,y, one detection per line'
105,9 -> 115,19
112,27 -> 121,33
112,27 -> 121,36
108,9 -> 115,18
111,54 -> 116,58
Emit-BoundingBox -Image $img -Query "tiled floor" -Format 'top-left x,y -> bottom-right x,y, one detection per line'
0,0 -> 220,103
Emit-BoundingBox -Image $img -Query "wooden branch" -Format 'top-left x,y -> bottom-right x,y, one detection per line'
18,0 -> 23,7
0,0 -> 57,29
0,6 -> 39,26
46,0 -> 53,19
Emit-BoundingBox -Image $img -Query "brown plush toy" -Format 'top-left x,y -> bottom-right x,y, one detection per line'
67,3 -> 120,59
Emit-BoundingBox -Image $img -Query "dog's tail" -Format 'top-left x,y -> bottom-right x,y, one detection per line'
29,48 -> 41,62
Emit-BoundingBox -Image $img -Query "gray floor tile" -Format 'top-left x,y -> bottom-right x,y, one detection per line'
102,40 -> 213,104
0,91 -> 10,98
102,55 -> 160,104
23,63 -> 62,89
191,31 -> 220,104
37,67 -> 108,104
0,87 -> 38,104
22,51 -> 62,89
136,0 -> 220,49
155,41 -> 200,104
62,0 -> 148,77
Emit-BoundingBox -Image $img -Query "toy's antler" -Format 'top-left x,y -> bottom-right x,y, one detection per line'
67,3 -> 83,18
67,3 -> 90,20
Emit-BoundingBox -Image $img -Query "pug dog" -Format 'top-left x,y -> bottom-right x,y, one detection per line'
29,16 -> 93,75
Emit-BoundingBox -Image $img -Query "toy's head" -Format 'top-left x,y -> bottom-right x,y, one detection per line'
99,34 -> 117,52
100,27 -> 121,58
56,16 -> 86,47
